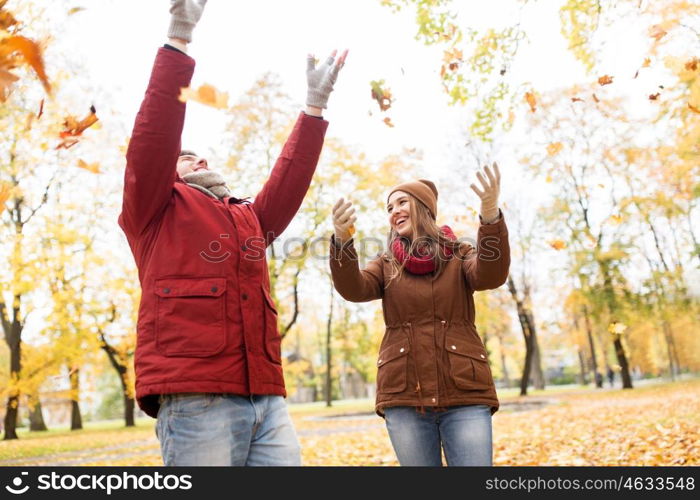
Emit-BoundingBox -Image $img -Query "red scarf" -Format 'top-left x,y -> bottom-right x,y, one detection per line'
391,225 -> 457,275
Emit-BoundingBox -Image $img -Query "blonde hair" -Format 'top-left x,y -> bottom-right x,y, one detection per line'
385,195 -> 464,287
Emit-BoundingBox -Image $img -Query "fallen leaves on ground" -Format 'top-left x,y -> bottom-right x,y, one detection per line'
1,380 -> 698,466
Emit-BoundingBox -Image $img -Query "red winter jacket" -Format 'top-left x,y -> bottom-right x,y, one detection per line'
118,47 -> 328,418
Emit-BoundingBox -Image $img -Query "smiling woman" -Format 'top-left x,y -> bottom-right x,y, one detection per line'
329,166 -> 510,467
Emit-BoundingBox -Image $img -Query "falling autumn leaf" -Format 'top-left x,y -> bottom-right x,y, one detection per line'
178,83 -> 228,110
547,142 -> 563,156
648,24 -> 667,41
382,117 -> 394,128
545,175 -> 553,183
549,239 -> 566,250
370,80 -> 393,112
0,35 -> 51,94
525,91 -> 536,113
56,105 -> 99,150
67,6 -> 85,15
0,68 -> 18,101
689,103 -> 700,114
0,182 -> 11,215
347,224 -> 356,236
597,75 -> 614,86
571,97 -> 584,103
685,58 -> 699,71
76,159 -> 100,174
609,214 -> 623,225
592,93 -> 600,103
648,93 -> 660,101
37,97 -> 44,119
0,2 -> 18,32
642,58 -> 651,68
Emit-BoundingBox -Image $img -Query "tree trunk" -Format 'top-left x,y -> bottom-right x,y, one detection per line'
582,305 -> 603,388
612,335 -> 633,389
324,282 -> 334,407
497,332 -> 511,389
599,262 -> 633,389
577,348 -> 588,385
507,276 -> 535,396
28,396 -> 48,431
124,394 -> 135,427
70,368 -> 83,430
529,323 -> 545,390
2,298 -> 23,440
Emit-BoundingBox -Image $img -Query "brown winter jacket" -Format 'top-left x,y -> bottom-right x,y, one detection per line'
329,212 -> 510,416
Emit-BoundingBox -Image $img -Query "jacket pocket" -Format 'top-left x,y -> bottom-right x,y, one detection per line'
261,285 -> 282,364
155,277 -> 227,357
377,341 -> 411,394
445,335 -> 492,390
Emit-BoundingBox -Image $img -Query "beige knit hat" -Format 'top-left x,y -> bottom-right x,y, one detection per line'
387,179 -> 438,219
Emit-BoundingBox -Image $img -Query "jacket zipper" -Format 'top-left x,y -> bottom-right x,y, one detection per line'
404,321 -> 425,412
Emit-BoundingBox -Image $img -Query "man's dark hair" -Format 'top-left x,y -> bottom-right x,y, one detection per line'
179,150 -> 198,157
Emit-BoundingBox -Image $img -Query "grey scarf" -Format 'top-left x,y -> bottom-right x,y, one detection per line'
182,170 -> 231,200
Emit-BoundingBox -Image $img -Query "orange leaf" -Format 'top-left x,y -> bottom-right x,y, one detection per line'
0,67 -> 19,102
648,93 -> 660,101
56,105 -> 99,149
525,91 -> 536,113
689,103 -> 700,114
685,58 -> 699,71
178,83 -> 228,109
347,224 -> 356,236
592,93 -> 600,103
642,58 -> 651,68
597,75 -> 613,86
648,24 -> 667,41
0,6 -> 18,31
571,97 -> 584,103
0,182 -> 11,215
547,142 -> 563,156
549,239 -> 566,250
77,159 -> 100,174
382,117 -> 394,128
0,36 -> 51,93
370,80 -> 393,112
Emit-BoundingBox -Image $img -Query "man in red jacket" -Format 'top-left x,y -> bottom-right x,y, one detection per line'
118,0 -> 347,466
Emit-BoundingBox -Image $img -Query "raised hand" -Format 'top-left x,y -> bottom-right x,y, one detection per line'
168,0 -> 208,43
307,49 -> 349,111
332,197 -> 357,245
469,162 -> 501,224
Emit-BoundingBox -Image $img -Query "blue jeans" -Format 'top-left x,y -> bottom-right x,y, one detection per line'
384,405 -> 493,466
155,393 -> 301,466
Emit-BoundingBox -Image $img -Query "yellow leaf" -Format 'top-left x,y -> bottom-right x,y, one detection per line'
0,182 -> 11,215
547,142 -> 563,156
545,175 -> 553,183
67,7 -> 85,15
609,214 -> 623,225
77,159 -> 100,174
549,239 -> 566,250
179,83 -> 229,109
525,91 -> 536,112
642,58 -> 651,68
